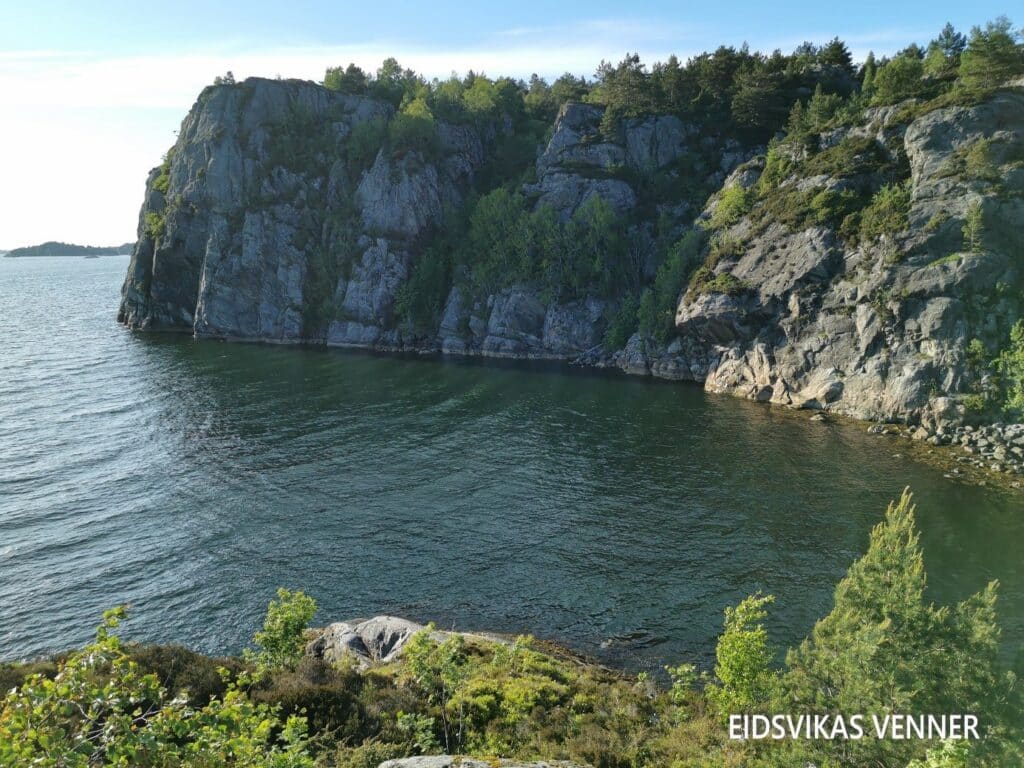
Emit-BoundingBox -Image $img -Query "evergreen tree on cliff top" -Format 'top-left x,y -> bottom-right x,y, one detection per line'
958,16 -> 1024,88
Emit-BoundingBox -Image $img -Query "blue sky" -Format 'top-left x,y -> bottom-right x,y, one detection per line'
0,1 -> 1017,248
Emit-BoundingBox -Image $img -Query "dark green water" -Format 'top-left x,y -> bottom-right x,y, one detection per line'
1,255 -> 1021,671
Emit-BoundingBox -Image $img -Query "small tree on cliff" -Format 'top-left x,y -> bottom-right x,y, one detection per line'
962,200 -> 985,251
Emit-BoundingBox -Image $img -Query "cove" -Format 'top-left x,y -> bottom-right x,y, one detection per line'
1,255 -> 1021,670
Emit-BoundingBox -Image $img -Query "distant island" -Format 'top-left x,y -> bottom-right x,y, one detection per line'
4,240 -> 134,258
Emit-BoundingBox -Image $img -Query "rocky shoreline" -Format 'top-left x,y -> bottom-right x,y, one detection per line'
869,418 -> 1024,486
119,76 -> 1024,488
167,323 -> 1024,490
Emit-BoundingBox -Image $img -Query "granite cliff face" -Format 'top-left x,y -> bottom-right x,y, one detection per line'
664,89 -> 1024,427
120,77 -> 1024,429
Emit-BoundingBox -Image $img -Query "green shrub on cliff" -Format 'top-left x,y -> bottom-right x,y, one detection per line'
388,98 -> 440,159
996,320 -> 1024,414
704,184 -> 754,231
346,117 -> 387,173
144,211 -> 165,241
153,149 -> 174,194
637,230 -> 703,341
962,199 -> 985,251
630,230 -> 704,342
858,181 -> 911,241
450,189 -> 635,304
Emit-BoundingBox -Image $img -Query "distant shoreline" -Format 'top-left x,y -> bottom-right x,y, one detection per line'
3,240 -> 134,258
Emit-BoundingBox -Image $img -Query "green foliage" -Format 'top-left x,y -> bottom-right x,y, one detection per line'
395,712 -> 440,752
153,149 -> 174,194
688,268 -> 750,298
806,83 -> 844,129
745,136 -> 898,242
757,146 -> 795,193
604,293 -> 640,350
0,607 -> 314,768
872,53 -> 926,105
458,188 -> 535,295
802,135 -> 890,178
704,184 -> 754,231
302,209 -> 360,337
925,210 -> 951,232
249,588 -> 317,672
452,190 -> 635,303
962,200 -> 985,251
784,490 -> 1007,768
637,230 -> 704,341
395,237 -> 454,334
996,320 -> 1024,414
966,337 -> 989,370
398,628 -> 657,759
705,594 -> 780,718
907,739 -> 974,768
387,98 -> 440,159
126,643 -> 244,707
964,139 -> 1000,181
958,17 -> 1024,89
859,181 -> 911,241
144,211 -> 166,241
346,117 -> 387,173
250,656 -> 365,742
475,117 -> 551,190
324,63 -> 370,94
808,188 -> 863,227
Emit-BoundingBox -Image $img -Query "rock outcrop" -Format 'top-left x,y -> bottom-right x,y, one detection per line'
120,76 -> 1024,433
665,88 -> 1024,424
305,615 -> 512,669
306,616 -> 424,668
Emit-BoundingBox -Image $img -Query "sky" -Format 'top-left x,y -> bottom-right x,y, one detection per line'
0,0 -> 1017,249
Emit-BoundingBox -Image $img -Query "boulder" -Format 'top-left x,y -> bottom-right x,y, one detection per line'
306,616 -> 424,668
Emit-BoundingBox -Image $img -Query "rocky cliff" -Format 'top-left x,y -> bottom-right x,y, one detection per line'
664,89 -> 1024,428
120,76 -> 1024,429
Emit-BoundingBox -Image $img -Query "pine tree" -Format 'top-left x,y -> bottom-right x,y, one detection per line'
959,16 -> 1024,89
934,22 -> 968,59
785,490 -> 1004,767
861,51 -> 877,93
962,200 -> 984,251
819,36 -> 854,74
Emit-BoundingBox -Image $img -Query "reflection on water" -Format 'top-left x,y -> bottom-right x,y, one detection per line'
0,255 -> 1021,670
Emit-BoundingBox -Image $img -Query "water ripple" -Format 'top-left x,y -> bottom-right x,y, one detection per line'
0,255 -> 1022,670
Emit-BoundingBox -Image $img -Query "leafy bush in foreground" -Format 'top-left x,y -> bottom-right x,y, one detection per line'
0,607 -> 313,767
1,493 -> 1020,767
